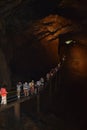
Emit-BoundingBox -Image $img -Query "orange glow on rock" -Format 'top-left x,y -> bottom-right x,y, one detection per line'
67,45 -> 87,77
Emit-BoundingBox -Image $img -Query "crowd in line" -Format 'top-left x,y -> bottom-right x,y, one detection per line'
0,63 -> 61,105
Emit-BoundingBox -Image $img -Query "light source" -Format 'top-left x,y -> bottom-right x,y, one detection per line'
65,40 -> 76,45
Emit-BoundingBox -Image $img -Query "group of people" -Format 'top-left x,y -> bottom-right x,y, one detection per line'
16,77 -> 44,99
16,64 -> 60,99
46,63 -> 61,82
0,63 -> 61,105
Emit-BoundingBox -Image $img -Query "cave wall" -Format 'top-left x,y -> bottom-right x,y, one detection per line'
0,48 -> 11,89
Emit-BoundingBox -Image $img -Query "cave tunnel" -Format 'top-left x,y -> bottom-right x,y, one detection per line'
0,0 -> 87,129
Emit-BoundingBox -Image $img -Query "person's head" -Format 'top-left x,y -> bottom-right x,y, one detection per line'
25,82 -> 27,85
18,82 -> 22,85
32,80 -> 34,83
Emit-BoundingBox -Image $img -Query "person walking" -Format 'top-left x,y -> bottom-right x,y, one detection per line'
40,77 -> 44,88
35,80 -> 41,94
16,82 -> 22,99
29,80 -> 35,95
23,82 -> 29,96
0,85 -> 8,105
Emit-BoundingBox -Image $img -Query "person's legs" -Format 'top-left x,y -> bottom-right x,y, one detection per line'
3,96 -> 7,104
17,90 -> 20,98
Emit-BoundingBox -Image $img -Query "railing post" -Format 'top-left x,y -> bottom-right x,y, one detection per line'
14,102 -> 20,121
37,94 -> 40,113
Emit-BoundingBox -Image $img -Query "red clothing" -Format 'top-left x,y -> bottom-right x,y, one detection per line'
0,88 -> 8,96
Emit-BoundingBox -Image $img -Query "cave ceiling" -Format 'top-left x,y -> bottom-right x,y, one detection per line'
0,0 -> 87,36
